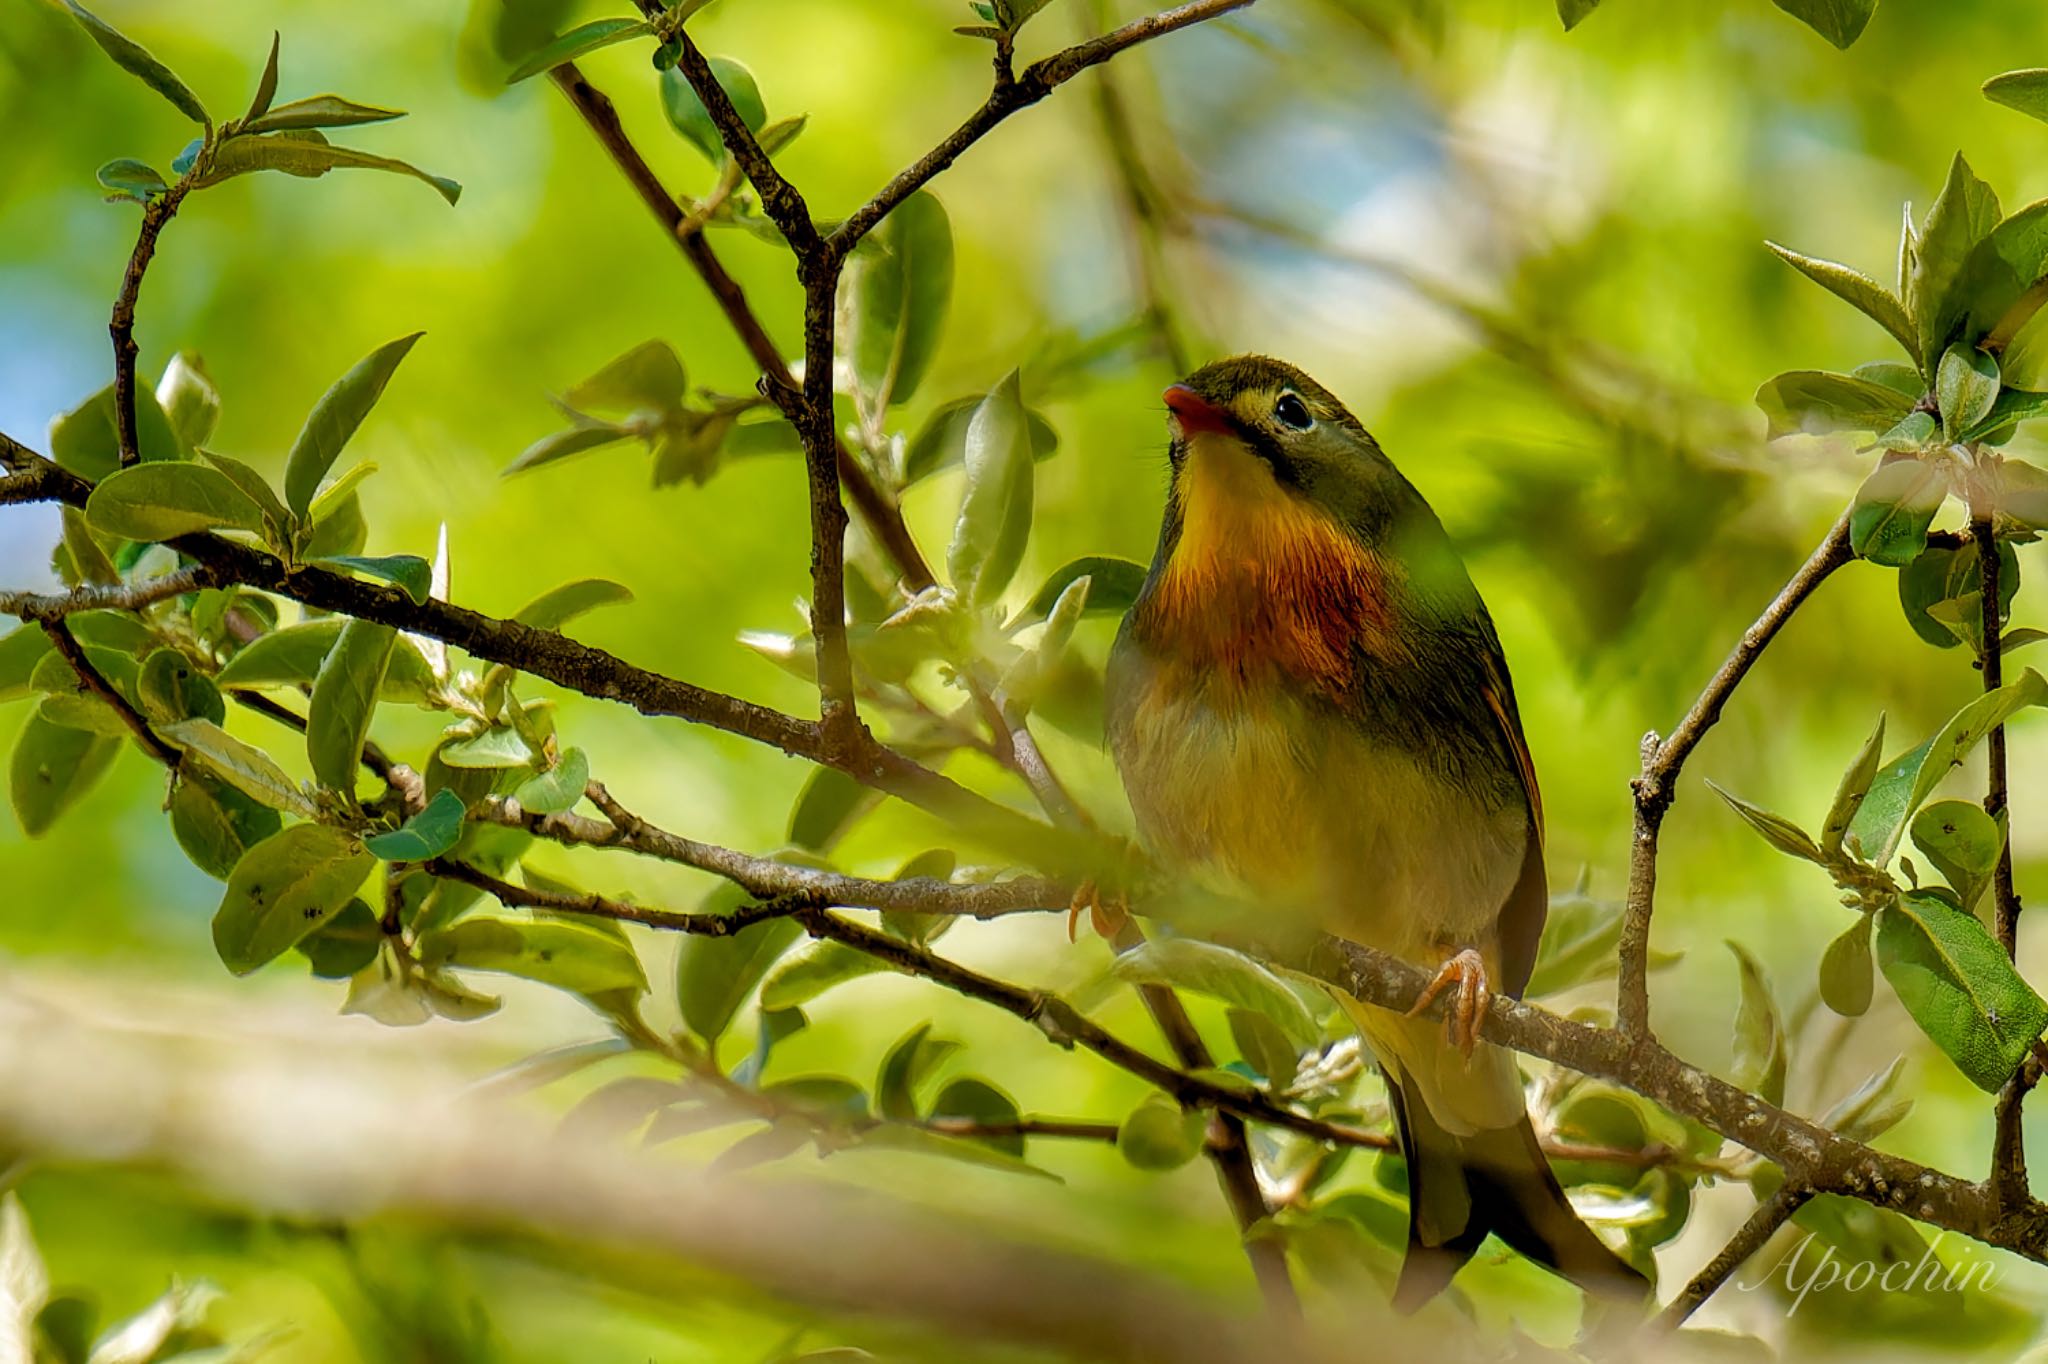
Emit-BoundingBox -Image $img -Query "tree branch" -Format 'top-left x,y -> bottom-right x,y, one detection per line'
544,62 -> 936,592
670,33 -> 823,263
1,562 -> 219,620
1654,1182 -> 1811,1331
110,182 -> 193,468
1616,506 -> 1856,1036
831,0 -> 1258,256
37,617 -> 181,767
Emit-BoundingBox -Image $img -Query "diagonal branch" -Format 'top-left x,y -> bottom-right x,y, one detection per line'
1655,1182 -> 1811,1330
1616,506 -> 1856,1036
670,33 -> 823,263
543,62 -> 936,592
831,0 -> 1257,257
110,181 -> 194,468
38,617 -> 180,766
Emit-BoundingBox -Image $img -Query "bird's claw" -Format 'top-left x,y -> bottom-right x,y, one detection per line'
1066,879 -> 1130,943
1406,947 -> 1491,1060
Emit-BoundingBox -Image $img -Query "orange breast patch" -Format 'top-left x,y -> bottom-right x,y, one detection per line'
1146,433 -> 1397,691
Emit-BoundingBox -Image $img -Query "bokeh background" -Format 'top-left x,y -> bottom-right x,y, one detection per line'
6,0 -> 2048,1359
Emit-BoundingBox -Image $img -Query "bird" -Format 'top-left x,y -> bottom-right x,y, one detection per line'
1104,354 -> 1646,1310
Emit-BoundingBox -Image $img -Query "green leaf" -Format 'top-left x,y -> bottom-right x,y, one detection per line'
1913,154 -> 2003,373
1015,556 -> 1147,628
1704,780 -> 1823,863
137,647 -> 225,726
788,765 -> 883,851
96,158 -> 165,199
199,130 -> 461,205
875,1022 -> 960,1122
1985,69 -> 2048,125
929,1077 -> 1025,1157
242,30 -> 279,125
1556,0 -> 1600,29
0,627 -> 54,703
1875,411 -> 1935,453
159,718 -> 317,818
1754,370 -> 1913,439
1898,542 -> 2018,649
1854,360 -> 1926,398
195,450 -> 288,542
564,340 -> 687,415
306,460 -> 379,524
512,747 -> 589,815
419,916 -> 646,995
298,896 -> 381,978
85,462 -> 268,542
1937,343 -> 2000,441
1848,669 -> 2048,862
846,191 -> 953,408
902,396 -> 1059,486
169,769 -> 281,881
438,724 -> 535,769
306,618 -> 397,795
1822,715 -> 1886,855
61,506 -> 117,587
1961,388 -> 2048,445
1117,1094 -> 1204,1171
8,715 -> 118,837
1110,937 -> 1319,1049
758,939 -> 889,1010
1848,458 -> 1946,567
879,848 -> 959,946
505,17 -> 653,83
1766,242 -> 1915,357
364,788 -> 467,861
63,0 -> 208,124
283,333 -> 423,520
215,619 -> 345,689
660,57 -> 767,164
212,823 -> 376,974
1819,915 -> 1875,1018
1227,1007 -> 1299,1090
675,896 -> 802,1043
312,554 -> 432,604
1769,0 -> 1874,48
241,94 -> 405,134
1909,799 -> 2003,910
1878,889 -> 2048,1092
1953,200 -> 2048,347
514,578 -> 634,631
1820,1056 -> 1914,1142
504,420 -> 634,476
1726,941 -> 1787,1107
948,370 -> 1035,605
49,380 -> 182,478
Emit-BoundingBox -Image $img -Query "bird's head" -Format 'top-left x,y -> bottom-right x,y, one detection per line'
1155,354 -> 1418,572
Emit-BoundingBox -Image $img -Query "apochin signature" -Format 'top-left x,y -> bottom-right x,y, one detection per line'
1734,1231 -> 2001,1315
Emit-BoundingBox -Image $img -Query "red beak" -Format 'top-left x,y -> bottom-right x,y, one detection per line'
1163,384 -> 1234,437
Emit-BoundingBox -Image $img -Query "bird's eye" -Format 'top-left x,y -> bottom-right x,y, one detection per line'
1273,393 -> 1313,430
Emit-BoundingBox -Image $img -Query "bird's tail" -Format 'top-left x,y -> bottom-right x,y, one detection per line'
1384,1063 -> 1648,1311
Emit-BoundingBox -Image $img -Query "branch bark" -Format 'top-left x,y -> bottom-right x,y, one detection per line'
1654,1182 -> 1811,1331
1616,507 -> 1856,1036
110,182 -> 193,468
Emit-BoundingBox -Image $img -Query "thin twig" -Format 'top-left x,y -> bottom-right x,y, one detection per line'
544,62 -> 936,591
832,0 -> 1258,255
110,182 -> 193,468
1655,1183 -> 1812,1330
38,617 -> 180,766
1616,506 -> 1856,1036
2,563 -> 218,620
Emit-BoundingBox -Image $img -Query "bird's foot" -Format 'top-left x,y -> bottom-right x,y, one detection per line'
1406,947 -> 1491,1060
1066,879 -> 1130,943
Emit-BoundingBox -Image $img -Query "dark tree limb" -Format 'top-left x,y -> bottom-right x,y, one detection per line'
110,182 -> 193,468
1616,507 -> 1856,1036
37,617 -> 180,766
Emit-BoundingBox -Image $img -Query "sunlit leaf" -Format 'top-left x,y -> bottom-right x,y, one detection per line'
1704,781 -> 1823,863
1908,799 -> 2002,910
63,0 -> 207,124
306,618 -> 397,795
212,823 -> 375,974
1117,1094 -> 1203,1171
1818,914 -> 1874,1018
85,462 -> 268,542
660,56 -> 766,164
242,93 -> 404,134
1110,937 -> 1319,1049
514,578 -> 634,631
364,788 -> 467,861
1878,889 -> 2048,1092
1726,941 -> 1787,1107
8,715 -> 118,837
1847,669 -> 2047,862
201,130 -> 460,205
1984,69 -> 2048,126
1766,241 -> 1915,357
948,369 -> 1034,605
845,191 -> 953,408
283,333 -> 423,520
419,915 -> 647,995
1848,458 -> 1946,567
504,17 -> 653,84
